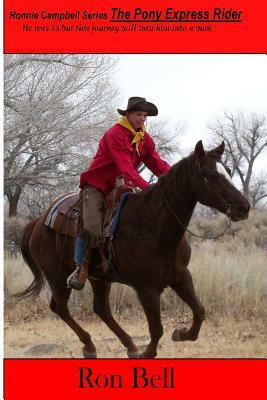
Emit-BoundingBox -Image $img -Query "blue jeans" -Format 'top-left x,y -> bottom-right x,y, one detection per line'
74,235 -> 87,265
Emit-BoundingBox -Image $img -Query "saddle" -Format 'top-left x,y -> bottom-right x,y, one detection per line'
47,183 -> 134,239
47,185 -> 134,285
45,193 -> 80,237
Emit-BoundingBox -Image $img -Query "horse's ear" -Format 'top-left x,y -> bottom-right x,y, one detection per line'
195,140 -> 206,159
213,141 -> 225,155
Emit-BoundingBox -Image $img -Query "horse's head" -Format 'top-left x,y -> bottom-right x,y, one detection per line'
193,140 -> 250,221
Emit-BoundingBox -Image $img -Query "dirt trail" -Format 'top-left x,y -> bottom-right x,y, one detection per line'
4,316 -> 266,358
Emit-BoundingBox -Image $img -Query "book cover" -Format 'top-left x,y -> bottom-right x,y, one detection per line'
3,0 -> 267,399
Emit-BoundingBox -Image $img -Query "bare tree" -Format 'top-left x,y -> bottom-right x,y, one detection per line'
4,54 -> 119,216
209,112 -> 267,207
138,119 -> 184,183
249,173 -> 267,207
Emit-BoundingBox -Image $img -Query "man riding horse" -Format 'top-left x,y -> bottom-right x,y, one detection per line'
67,97 -> 171,290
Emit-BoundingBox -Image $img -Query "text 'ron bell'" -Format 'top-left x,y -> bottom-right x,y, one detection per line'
79,367 -> 175,389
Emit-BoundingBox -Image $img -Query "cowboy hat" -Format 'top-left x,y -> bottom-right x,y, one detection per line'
117,96 -> 158,116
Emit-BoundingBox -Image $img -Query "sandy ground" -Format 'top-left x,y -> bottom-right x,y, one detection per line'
4,314 -> 267,358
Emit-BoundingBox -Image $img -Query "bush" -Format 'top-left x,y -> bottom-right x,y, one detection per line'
4,216 -> 28,250
189,209 -> 267,249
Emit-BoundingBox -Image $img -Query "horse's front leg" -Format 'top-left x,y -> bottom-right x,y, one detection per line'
171,268 -> 205,342
137,287 -> 163,358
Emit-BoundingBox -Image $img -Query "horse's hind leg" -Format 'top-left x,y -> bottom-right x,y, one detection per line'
136,287 -> 163,359
171,269 -> 205,342
49,279 -> 97,358
90,279 -> 139,358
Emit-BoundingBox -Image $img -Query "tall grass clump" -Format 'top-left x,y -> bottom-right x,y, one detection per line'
4,255 -> 141,323
4,255 -> 52,322
188,239 -> 266,319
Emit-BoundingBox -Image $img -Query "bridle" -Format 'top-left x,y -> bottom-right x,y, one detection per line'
164,157 -> 232,240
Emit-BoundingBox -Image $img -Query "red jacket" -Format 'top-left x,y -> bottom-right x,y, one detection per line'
80,123 -> 171,194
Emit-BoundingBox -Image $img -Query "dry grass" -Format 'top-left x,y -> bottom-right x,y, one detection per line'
5,237 -> 267,323
4,211 -> 267,358
188,240 -> 267,320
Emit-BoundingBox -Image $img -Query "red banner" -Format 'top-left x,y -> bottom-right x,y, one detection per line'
4,0 -> 267,53
4,359 -> 267,399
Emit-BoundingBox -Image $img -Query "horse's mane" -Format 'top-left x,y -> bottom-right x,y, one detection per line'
130,147 -> 225,209
134,152 -> 196,207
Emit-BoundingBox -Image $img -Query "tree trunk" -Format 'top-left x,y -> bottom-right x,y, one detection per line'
8,187 -> 22,217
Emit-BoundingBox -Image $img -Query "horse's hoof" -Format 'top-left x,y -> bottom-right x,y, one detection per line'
82,346 -> 97,359
172,327 -> 187,342
172,328 -> 181,341
127,350 -> 140,358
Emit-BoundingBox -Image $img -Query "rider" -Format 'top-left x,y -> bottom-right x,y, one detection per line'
67,96 -> 171,290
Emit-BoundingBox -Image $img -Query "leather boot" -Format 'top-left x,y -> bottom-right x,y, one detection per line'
67,259 -> 89,290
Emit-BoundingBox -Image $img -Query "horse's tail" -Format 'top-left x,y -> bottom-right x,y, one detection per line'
14,218 -> 45,300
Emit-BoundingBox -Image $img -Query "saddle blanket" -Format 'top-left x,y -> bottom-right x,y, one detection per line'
44,193 -> 80,231
107,192 -> 132,237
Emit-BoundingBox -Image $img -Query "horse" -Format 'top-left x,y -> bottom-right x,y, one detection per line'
17,140 -> 250,358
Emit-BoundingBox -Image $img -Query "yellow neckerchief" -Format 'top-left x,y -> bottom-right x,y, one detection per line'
117,116 -> 145,156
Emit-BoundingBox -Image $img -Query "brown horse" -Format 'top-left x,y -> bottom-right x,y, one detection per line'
17,141 -> 250,358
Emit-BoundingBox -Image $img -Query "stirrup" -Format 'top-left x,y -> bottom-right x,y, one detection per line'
67,266 -> 85,291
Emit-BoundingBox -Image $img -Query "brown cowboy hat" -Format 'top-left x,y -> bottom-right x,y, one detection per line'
117,96 -> 158,116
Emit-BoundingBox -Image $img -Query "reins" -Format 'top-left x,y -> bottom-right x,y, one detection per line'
164,159 -> 232,240
164,197 -> 231,239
